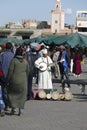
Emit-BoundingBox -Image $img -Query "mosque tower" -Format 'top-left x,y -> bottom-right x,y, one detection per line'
51,0 -> 64,33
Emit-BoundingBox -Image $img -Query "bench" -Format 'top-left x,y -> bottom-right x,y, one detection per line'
52,79 -> 87,95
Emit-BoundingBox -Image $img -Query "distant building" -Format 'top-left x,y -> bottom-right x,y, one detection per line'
51,0 -> 64,33
22,19 -> 50,29
22,19 -> 39,29
76,10 -> 87,33
5,22 -> 23,29
37,21 -> 50,29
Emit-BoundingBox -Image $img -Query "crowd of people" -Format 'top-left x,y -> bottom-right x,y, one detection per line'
0,41 -> 85,117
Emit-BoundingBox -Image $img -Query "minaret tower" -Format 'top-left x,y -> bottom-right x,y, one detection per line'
51,0 -> 64,33
55,0 -> 61,10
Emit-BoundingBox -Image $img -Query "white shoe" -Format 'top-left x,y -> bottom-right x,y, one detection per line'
73,73 -> 75,76
75,74 -> 78,77
64,87 -> 70,92
73,74 -> 77,77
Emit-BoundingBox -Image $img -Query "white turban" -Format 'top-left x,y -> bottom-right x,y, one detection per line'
42,49 -> 47,54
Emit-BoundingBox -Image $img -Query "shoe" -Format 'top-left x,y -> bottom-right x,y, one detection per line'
64,87 -> 70,92
75,74 -> 78,77
10,108 -> 16,115
27,97 -> 30,100
0,110 -> 5,117
4,106 -> 9,112
18,108 -> 23,116
62,87 -> 65,94
55,75 -> 58,78
61,79 -> 64,83
73,74 -> 77,77
73,73 -> 75,76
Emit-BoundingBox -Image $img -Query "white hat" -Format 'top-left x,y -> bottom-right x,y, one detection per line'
46,46 -> 49,49
42,49 -> 47,54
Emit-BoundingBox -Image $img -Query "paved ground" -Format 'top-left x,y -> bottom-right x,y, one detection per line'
0,59 -> 87,130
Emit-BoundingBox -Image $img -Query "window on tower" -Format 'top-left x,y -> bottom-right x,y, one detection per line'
55,20 -> 58,24
55,29 -> 57,33
56,5 -> 58,9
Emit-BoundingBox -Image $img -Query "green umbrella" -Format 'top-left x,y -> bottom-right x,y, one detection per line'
23,37 -> 43,44
0,37 -> 23,45
42,32 -> 87,47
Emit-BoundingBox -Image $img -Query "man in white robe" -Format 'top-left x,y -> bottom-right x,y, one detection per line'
35,49 -> 53,89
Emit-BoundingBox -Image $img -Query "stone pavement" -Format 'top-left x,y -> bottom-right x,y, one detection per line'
0,59 -> 87,130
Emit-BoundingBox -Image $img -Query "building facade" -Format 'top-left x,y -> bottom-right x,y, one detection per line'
22,19 -> 40,29
76,10 -> 87,33
51,0 -> 64,33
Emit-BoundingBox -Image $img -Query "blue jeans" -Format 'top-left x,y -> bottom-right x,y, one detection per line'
61,71 -> 70,88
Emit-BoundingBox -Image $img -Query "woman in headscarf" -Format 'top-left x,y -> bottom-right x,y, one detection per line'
7,47 -> 29,116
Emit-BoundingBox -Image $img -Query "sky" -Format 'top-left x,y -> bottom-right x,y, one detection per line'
0,0 -> 87,26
